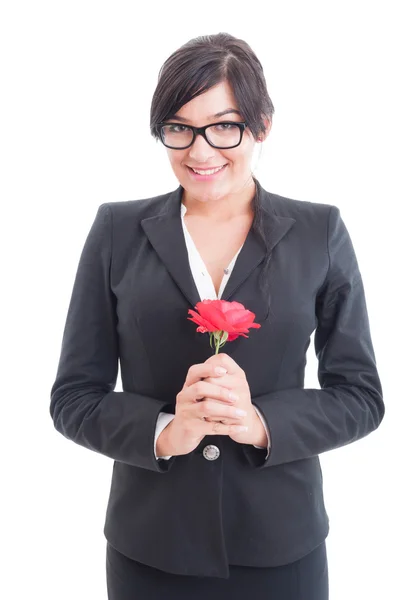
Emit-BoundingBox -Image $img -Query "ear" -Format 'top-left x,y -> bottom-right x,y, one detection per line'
257,119 -> 272,142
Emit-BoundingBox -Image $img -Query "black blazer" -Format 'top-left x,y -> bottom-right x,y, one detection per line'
50,182 -> 384,579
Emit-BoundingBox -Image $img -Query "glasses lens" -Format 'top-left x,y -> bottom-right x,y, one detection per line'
206,123 -> 241,148
161,125 -> 193,148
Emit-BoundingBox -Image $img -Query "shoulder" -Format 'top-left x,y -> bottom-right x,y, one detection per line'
94,190 -> 174,245
100,190 -> 172,223
264,189 -> 343,242
266,189 -> 336,222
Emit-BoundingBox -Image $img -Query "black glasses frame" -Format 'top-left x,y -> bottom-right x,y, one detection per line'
156,121 -> 248,150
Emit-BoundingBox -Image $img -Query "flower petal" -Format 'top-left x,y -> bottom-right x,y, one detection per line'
188,299 -> 261,337
187,309 -> 218,332
196,302 -> 231,331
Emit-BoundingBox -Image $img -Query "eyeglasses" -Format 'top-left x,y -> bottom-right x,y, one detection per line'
156,121 -> 248,150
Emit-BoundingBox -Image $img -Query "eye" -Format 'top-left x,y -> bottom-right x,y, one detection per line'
164,124 -> 189,133
214,123 -> 234,131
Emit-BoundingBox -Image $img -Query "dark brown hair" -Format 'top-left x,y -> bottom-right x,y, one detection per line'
150,32 -> 275,318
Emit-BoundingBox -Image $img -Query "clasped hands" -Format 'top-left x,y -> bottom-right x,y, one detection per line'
201,353 -> 268,448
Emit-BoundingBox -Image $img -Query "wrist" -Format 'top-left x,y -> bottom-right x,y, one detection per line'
250,409 -> 268,448
156,421 -> 175,457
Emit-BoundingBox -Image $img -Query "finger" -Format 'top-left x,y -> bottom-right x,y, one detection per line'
200,420 -> 248,436
204,353 -> 244,377
195,398 -> 246,422
184,363 -> 230,393
190,380 -> 240,406
203,416 -> 242,426
201,374 -> 236,390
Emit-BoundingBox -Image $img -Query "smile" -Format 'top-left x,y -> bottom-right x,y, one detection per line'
187,164 -> 228,180
189,165 -> 226,175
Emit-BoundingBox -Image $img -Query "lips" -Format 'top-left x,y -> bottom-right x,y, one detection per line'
187,164 -> 227,173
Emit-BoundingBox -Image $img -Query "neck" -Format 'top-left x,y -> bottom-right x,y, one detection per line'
182,177 -> 256,221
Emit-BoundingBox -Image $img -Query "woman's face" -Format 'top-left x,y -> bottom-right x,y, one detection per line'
164,80 -> 269,205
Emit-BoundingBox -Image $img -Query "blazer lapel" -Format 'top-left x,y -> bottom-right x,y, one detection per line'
141,186 -> 201,309
141,183 -> 295,311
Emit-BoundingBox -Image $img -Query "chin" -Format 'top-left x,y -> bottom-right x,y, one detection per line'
182,172 -> 229,190
186,184 -> 229,202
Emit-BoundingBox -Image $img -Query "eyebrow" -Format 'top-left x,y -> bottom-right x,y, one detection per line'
169,108 -> 242,123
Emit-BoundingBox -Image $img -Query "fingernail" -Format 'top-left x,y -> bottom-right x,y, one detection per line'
235,408 -> 247,417
229,392 -> 239,401
215,367 -> 228,375
235,426 -> 248,432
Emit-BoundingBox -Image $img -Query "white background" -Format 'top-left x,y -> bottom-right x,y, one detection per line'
1,1 -> 396,598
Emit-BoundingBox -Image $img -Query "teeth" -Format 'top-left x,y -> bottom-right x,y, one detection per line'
191,165 -> 225,175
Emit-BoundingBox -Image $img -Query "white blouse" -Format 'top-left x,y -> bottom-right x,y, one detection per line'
154,201 -> 271,460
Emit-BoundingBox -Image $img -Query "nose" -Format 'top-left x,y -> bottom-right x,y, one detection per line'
188,133 -> 218,163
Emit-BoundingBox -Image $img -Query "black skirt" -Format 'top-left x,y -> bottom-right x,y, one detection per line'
106,540 -> 329,600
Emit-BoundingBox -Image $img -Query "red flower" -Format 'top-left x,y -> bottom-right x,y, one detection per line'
187,299 -> 261,353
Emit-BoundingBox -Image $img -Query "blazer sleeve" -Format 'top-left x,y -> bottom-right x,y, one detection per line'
243,205 -> 385,469
49,203 -> 177,474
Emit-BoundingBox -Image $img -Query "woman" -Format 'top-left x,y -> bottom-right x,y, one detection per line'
50,33 -> 384,599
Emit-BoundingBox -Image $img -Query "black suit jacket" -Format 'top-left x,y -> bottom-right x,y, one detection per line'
50,182 -> 384,579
